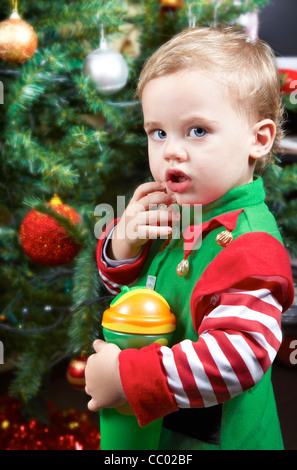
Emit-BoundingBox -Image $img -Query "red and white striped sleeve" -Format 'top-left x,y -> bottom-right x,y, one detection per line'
160,286 -> 282,408
120,281 -> 290,426
96,219 -> 151,295
119,233 -> 294,427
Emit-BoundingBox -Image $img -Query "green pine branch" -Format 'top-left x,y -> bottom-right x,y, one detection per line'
69,245 -> 109,355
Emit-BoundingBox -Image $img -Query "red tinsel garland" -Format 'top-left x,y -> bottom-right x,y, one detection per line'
0,396 -> 100,450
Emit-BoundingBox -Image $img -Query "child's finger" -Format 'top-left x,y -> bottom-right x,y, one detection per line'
137,224 -> 173,240
139,191 -> 176,209
92,339 -> 105,352
132,181 -> 166,202
87,398 -> 100,412
138,208 -> 180,226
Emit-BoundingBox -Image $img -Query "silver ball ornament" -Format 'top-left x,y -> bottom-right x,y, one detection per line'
84,41 -> 129,96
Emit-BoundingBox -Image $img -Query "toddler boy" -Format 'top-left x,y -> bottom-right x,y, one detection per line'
85,26 -> 294,450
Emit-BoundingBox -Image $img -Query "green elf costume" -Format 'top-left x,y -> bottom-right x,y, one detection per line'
97,177 -> 294,450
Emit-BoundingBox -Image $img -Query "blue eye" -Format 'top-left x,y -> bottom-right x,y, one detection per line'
190,127 -> 207,138
152,129 -> 167,140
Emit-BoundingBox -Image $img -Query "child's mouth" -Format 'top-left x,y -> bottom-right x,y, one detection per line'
165,169 -> 191,193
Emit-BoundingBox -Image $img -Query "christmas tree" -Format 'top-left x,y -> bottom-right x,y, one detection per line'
0,0 -> 296,426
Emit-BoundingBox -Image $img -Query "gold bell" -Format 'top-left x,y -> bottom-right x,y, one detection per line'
216,230 -> 233,247
50,193 -> 63,206
176,258 -> 189,277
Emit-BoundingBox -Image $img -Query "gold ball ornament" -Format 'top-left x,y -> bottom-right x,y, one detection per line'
216,230 -> 233,247
160,0 -> 184,10
0,11 -> 37,63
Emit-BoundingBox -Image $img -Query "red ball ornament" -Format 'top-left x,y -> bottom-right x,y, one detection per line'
67,356 -> 87,391
0,10 -> 38,63
19,194 -> 82,266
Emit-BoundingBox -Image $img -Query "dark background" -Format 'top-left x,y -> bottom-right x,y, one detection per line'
259,0 -> 297,56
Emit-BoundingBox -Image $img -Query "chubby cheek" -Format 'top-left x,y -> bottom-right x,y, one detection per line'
150,168 -> 163,185
149,157 -> 164,184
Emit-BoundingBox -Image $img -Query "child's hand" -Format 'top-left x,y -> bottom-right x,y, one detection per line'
85,340 -> 127,412
109,181 -> 178,261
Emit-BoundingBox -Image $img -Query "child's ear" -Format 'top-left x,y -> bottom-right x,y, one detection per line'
250,119 -> 276,160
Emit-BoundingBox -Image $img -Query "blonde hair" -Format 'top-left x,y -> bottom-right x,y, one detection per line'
137,26 -> 284,173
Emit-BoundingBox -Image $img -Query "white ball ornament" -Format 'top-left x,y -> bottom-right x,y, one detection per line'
84,34 -> 128,96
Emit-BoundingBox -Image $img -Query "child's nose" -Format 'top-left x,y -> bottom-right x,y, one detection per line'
163,138 -> 188,162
